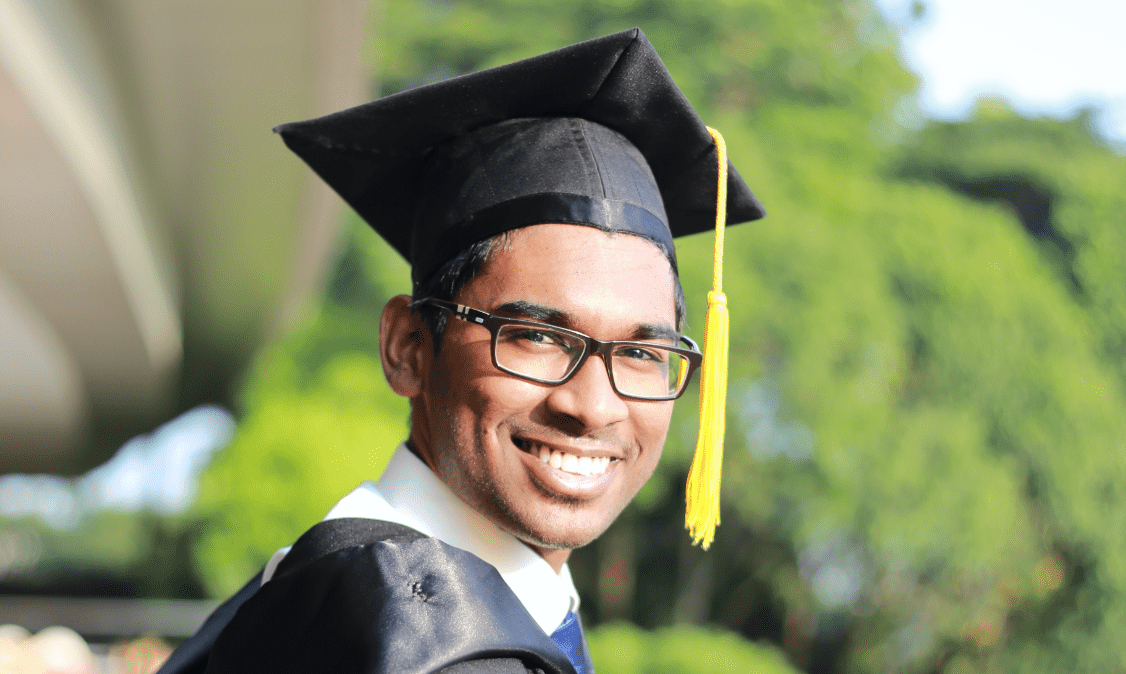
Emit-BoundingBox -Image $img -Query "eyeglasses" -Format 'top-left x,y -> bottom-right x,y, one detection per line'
415,298 -> 703,401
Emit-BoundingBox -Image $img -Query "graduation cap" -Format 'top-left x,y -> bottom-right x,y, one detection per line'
274,27 -> 765,549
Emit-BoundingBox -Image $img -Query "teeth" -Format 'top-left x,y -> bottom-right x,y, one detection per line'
529,442 -> 613,476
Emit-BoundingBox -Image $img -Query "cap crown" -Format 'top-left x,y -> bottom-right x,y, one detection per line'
411,117 -> 672,283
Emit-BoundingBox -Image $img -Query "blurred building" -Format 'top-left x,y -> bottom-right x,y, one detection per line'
0,0 -> 368,473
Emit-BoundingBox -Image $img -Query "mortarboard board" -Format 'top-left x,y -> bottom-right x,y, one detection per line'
273,27 -> 763,286
274,27 -> 765,549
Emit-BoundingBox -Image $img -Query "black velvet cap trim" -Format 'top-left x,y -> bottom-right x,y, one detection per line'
275,28 -> 765,283
422,192 -> 673,283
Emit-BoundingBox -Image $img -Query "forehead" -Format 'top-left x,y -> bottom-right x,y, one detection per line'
458,224 -> 677,330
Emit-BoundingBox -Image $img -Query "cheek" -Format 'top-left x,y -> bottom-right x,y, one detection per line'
635,400 -> 674,440
432,337 -> 494,409
630,401 -> 674,469
432,340 -> 549,432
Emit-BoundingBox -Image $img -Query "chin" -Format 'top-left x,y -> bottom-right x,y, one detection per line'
503,506 -> 615,552
512,527 -> 599,552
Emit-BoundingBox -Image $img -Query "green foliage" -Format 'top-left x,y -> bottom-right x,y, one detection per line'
193,218 -> 410,596
379,0 -> 913,121
588,622 -> 800,674
193,0 -> 1126,672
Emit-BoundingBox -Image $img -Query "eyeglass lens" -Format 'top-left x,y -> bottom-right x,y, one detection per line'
494,324 -> 689,398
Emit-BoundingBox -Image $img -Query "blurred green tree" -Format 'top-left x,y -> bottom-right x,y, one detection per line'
193,1 -> 1126,672
587,622 -> 800,674
192,217 -> 411,594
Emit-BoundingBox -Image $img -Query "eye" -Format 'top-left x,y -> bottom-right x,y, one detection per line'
508,329 -> 562,345
619,346 -> 664,362
500,327 -> 585,356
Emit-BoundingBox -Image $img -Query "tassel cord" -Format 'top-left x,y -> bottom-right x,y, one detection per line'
684,127 -> 730,550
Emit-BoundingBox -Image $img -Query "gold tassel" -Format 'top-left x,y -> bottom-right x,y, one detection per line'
685,126 -> 729,550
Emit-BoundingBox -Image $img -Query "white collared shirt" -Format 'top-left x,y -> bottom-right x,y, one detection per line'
261,444 -> 579,635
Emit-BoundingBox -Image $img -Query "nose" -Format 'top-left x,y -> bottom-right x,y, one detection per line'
543,352 -> 630,432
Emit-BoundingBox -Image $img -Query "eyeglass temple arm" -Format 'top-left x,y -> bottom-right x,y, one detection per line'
416,299 -> 490,325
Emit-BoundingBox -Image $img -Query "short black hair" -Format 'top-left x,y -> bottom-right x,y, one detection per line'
411,230 -> 688,352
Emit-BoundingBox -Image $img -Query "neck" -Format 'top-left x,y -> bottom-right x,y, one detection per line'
404,436 -> 434,470
529,545 -> 571,574
407,435 -> 572,573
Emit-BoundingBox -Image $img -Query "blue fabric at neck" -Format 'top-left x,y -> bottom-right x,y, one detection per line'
550,611 -> 594,674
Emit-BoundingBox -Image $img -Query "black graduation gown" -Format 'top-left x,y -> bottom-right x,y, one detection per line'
157,518 -> 578,674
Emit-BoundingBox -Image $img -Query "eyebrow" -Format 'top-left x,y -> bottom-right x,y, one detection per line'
495,300 -> 568,325
494,300 -> 680,344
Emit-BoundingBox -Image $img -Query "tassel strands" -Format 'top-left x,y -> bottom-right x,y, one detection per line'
685,126 -> 730,550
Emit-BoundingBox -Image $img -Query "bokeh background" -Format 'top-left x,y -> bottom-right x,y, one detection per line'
2,0 -> 1125,672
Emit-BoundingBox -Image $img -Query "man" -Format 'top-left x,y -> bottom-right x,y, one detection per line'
158,28 -> 763,674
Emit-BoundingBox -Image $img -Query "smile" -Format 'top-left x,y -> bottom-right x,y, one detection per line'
512,438 -> 616,477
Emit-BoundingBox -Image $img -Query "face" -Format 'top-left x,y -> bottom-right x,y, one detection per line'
406,224 -> 679,551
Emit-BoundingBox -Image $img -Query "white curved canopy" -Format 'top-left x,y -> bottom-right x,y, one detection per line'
0,0 -> 367,472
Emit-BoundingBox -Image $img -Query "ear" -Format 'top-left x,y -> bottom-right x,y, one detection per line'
380,295 -> 432,398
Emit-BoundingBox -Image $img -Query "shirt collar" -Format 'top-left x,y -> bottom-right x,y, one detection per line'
322,444 -> 580,635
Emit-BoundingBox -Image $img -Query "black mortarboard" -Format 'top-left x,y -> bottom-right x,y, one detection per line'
274,27 -> 764,286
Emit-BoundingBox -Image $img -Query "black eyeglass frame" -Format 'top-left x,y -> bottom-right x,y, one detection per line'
414,298 -> 703,401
